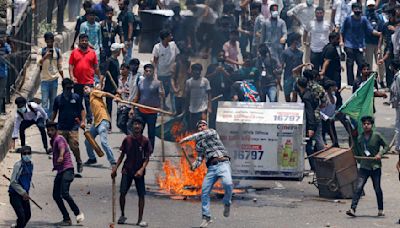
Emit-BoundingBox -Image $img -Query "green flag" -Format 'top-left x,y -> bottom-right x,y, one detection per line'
337,74 -> 375,133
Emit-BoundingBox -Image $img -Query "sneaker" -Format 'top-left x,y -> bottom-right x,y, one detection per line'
76,212 -> 85,223
118,216 -> 127,224
199,217 -> 213,228
84,159 -> 97,165
11,224 -> 16,228
77,163 -> 83,173
378,210 -> 385,216
137,221 -> 148,227
223,204 -> 230,217
346,208 -> 356,217
54,219 -> 72,226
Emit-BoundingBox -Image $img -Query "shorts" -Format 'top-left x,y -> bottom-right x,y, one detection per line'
283,77 -> 296,97
120,174 -> 146,197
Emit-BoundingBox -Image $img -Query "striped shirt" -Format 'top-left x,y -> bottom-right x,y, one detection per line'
182,129 -> 229,169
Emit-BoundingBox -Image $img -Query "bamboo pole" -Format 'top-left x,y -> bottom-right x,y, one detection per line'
106,93 -> 173,115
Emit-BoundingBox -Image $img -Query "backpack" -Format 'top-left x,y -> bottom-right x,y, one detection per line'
390,71 -> 400,108
239,81 -> 260,102
40,47 -> 61,72
17,102 -> 39,120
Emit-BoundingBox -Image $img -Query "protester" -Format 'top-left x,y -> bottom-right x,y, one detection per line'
303,7 -> 332,71
79,9 -> 102,63
171,53 -> 191,116
12,97 -> 48,153
93,0 -> 110,21
365,0 -> 385,87
321,80 -> 339,147
152,29 -> 180,112
223,30 -> 242,70
51,78 -> 86,177
185,64 -> 211,131
46,122 -> 85,226
116,63 -> 133,135
83,86 -> 116,166
111,117 -> 152,226
118,0 -> 136,63
254,43 -> 281,102
179,120 -> 233,228
212,6 -> 236,63
164,4 -> 191,52
131,64 -> 164,148
71,1 -> 96,50
340,2 -> 381,86
238,3 -> 257,54
100,42 -> 124,129
261,2 -> 287,63
128,58 -> 143,104
69,33 -> 100,125
0,37 -> 11,114
390,60 -> 400,152
252,2 -> 265,55
100,6 -> 123,70
331,0 -> 353,29
296,77 -> 319,171
39,32 -> 63,117
346,116 -> 388,217
281,32 -> 303,102
8,146 -> 33,228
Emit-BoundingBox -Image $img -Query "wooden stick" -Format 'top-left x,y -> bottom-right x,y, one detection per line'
112,177 -> 116,224
161,102 -> 165,162
211,94 -> 223,102
106,93 -> 173,115
106,71 -> 118,91
354,156 -> 389,160
2,175 -> 43,210
181,147 -> 193,169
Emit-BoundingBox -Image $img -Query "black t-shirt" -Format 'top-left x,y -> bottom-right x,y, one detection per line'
120,135 -> 153,175
102,57 -> 120,93
117,10 -> 135,41
53,93 -> 83,131
100,21 -> 122,54
322,43 -> 341,81
206,63 -> 234,99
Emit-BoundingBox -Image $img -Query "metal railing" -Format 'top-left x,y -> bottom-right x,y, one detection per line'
6,2 -> 32,103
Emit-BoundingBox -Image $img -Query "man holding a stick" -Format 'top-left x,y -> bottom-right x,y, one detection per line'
8,146 -> 33,228
179,120 -> 233,228
46,122 -> 85,226
346,116 -> 389,217
111,117 -> 152,226
83,86 -> 116,166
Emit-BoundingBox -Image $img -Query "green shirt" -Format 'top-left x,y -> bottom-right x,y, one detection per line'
354,131 -> 389,170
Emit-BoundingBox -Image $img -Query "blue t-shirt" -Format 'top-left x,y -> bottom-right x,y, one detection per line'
92,2 -> 107,21
341,16 -> 373,49
0,43 -> 11,78
281,48 -> 303,80
53,93 -> 84,131
365,11 -> 384,45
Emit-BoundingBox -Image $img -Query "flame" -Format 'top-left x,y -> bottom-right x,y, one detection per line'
157,134 -> 224,196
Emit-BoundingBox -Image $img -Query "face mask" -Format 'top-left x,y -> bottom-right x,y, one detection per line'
18,107 -> 27,113
271,11 -> 279,18
354,11 -> 362,16
306,0 -> 313,6
22,155 -> 31,163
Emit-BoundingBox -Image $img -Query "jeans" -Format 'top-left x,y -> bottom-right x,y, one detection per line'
137,110 -> 157,148
123,44 -> 133,64
351,168 -> 383,210
385,58 -> 394,87
85,120 -> 116,164
117,107 -> 131,135
106,97 -> 113,126
158,75 -> 173,111
306,122 -> 324,170
20,118 -> 48,150
174,97 -> 185,116
345,47 -> 365,86
310,51 -> 323,71
53,169 -> 80,221
201,161 -> 233,218
322,119 -> 339,147
9,192 -> 31,228
395,107 -> 400,149
41,79 -> 58,117
73,84 -> 93,123
0,77 -> 6,113
262,86 -> 277,102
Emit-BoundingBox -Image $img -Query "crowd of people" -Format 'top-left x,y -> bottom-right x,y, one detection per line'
6,0 -> 400,227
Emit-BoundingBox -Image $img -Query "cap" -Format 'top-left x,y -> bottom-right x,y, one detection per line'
367,0 -> 375,6
196,120 -> 208,128
110,43 -> 125,52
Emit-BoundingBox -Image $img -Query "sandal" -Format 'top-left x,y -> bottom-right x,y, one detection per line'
137,221 -> 148,227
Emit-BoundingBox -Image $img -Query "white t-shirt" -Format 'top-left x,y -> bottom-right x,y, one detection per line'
152,41 -> 180,76
333,0 -> 355,27
185,77 -> 211,113
305,20 -> 332,53
287,3 -> 316,28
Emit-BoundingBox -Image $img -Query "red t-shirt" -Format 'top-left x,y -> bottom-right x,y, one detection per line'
69,48 -> 98,84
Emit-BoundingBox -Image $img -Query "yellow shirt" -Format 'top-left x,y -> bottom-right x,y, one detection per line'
90,90 -> 110,127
